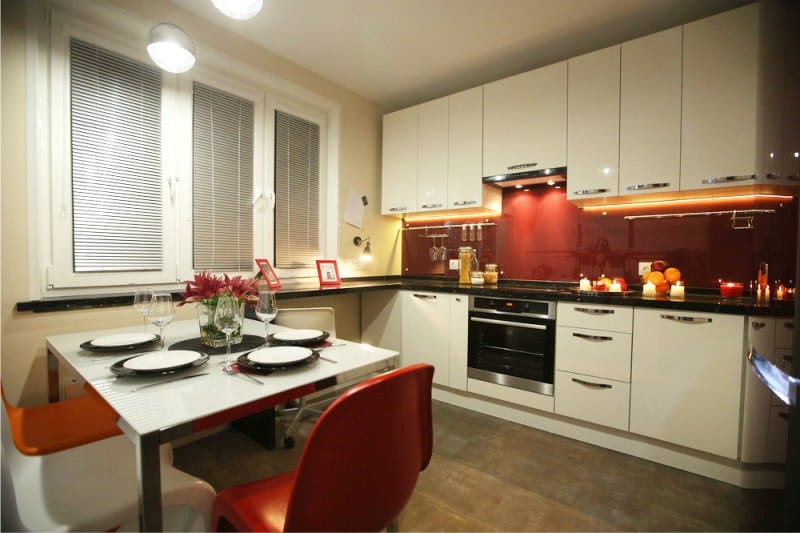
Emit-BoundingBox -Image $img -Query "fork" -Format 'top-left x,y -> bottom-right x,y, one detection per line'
223,364 -> 263,385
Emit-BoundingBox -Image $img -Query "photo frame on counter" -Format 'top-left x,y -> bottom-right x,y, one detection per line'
255,258 -> 281,289
316,260 -> 341,286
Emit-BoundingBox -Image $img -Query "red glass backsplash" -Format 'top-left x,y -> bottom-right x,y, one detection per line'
402,188 -> 798,288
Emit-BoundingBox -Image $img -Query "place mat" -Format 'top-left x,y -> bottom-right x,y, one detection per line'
168,334 -> 267,356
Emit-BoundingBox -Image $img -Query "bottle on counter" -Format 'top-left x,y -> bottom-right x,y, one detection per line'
484,263 -> 498,284
458,247 -> 472,284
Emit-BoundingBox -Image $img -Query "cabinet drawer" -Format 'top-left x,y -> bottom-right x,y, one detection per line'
765,405 -> 789,463
558,303 -> 632,333
556,327 -> 631,381
775,319 -> 794,350
555,371 -> 630,431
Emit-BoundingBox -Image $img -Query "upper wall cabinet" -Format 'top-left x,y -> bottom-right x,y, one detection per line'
680,3 -> 761,190
381,106 -> 418,215
781,3 -> 800,183
619,27 -> 682,195
417,97 -> 449,211
483,61 -> 567,178
566,46 -> 620,201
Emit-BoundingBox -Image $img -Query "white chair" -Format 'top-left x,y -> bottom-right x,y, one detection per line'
1,398 -> 216,531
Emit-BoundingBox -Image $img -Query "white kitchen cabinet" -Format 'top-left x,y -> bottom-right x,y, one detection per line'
417,97 -> 449,211
555,372 -> 630,431
401,291 -> 467,390
566,45 -> 620,200
381,106 -> 418,215
629,309 -> 745,459
619,27 -> 682,195
483,61 -> 567,178
680,3 -> 760,190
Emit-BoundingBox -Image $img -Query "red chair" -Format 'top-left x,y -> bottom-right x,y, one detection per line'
211,363 -> 435,532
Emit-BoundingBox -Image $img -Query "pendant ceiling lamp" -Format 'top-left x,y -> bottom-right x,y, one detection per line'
211,0 -> 264,20
147,23 -> 196,74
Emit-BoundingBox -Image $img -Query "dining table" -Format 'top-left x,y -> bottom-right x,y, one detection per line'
46,318 -> 399,531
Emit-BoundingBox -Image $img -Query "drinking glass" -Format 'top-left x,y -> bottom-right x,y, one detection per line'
214,294 -> 242,363
149,293 -> 175,349
133,288 -> 154,331
255,291 -> 278,339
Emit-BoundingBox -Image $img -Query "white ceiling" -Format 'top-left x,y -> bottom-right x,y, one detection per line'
171,0 -> 750,111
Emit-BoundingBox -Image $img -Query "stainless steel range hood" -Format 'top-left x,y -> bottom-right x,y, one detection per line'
482,166 -> 567,188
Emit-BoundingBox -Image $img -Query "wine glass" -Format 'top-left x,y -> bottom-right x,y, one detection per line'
149,293 -> 175,349
214,294 -> 242,364
133,288 -> 154,331
255,291 -> 278,340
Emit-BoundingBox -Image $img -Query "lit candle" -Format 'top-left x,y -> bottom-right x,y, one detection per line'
579,277 -> 592,291
609,281 -> 622,292
777,285 -> 786,300
643,281 -> 656,297
670,281 -> 685,299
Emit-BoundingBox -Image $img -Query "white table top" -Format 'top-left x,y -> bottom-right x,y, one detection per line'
47,319 -> 398,436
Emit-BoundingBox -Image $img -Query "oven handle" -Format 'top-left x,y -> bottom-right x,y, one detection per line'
572,332 -> 614,342
470,317 -> 547,330
572,377 -> 613,389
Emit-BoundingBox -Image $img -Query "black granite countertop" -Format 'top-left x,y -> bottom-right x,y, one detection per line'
16,276 -> 794,317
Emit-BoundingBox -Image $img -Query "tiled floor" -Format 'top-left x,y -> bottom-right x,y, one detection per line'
173,400 -> 784,531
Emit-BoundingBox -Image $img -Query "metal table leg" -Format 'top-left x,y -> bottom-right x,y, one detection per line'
135,431 -> 163,531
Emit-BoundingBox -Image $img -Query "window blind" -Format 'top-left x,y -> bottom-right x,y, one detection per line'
70,38 -> 163,272
274,110 -> 320,268
192,82 -> 255,271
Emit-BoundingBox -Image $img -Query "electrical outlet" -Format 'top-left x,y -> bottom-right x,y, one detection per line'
449,259 -> 459,270
638,262 -> 652,276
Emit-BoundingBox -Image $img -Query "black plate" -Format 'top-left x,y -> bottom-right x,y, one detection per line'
81,334 -> 161,353
267,330 -> 329,347
237,351 -> 320,372
110,352 -> 209,377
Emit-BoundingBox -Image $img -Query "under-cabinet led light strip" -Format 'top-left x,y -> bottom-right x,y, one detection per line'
581,193 -> 793,211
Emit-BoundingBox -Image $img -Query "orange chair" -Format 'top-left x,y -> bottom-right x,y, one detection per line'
211,363 -> 435,532
1,383 -> 122,455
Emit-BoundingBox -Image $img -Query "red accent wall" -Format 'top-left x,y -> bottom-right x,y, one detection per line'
402,188 -> 797,288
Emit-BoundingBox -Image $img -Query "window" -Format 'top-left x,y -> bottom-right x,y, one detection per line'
274,110 -> 321,269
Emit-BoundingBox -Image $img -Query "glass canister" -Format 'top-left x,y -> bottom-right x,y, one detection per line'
484,263 -> 498,285
458,247 -> 472,284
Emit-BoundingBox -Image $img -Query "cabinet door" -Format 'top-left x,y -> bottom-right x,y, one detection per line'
680,3 -> 760,190
619,27 -> 681,195
417,97 -> 448,211
448,87 -> 485,209
381,106 -> 418,214
448,294 -> 469,391
483,61 -> 567,177
566,45 -> 620,200
401,291 -> 449,386
630,309 -> 745,459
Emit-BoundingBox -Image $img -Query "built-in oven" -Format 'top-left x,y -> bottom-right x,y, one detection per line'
467,296 -> 556,395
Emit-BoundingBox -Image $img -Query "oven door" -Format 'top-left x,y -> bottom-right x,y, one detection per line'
467,311 -> 555,395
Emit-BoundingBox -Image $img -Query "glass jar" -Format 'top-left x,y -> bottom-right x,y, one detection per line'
458,247 -> 472,284
484,263 -> 498,285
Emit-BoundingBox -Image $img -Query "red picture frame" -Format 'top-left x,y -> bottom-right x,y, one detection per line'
316,260 -> 341,286
255,258 -> 281,289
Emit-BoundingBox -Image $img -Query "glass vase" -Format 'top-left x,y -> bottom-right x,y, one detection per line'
198,301 -> 244,348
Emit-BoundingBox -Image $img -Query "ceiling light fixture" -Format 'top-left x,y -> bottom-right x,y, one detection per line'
147,23 -> 196,73
211,0 -> 263,20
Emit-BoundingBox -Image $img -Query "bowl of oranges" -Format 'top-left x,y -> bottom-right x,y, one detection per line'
642,260 -> 682,295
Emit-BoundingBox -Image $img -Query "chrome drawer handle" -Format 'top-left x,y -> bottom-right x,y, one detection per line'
572,332 -> 614,342
660,314 -> 712,324
388,207 -> 407,212
470,317 -> 547,331
765,173 -> 781,180
779,412 -> 789,420
420,203 -> 443,209
574,307 -> 614,315
452,200 -> 477,206
412,293 -> 436,299
701,174 -> 756,185
572,377 -> 612,389
626,182 -> 671,191
751,321 -> 766,330
787,175 -> 800,182
507,162 -> 538,170
573,188 -> 611,196
783,355 -> 793,362
784,322 -> 794,330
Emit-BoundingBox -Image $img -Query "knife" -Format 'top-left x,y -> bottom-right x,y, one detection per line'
130,372 -> 210,392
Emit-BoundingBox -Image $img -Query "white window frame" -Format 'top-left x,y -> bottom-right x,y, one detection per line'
26,0 -> 341,299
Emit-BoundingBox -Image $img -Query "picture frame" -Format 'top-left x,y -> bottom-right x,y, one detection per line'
316,259 -> 341,286
255,258 -> 281,289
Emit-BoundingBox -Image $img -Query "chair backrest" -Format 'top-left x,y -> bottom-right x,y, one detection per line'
283,363 -> 434,532
274,307 -> 336,337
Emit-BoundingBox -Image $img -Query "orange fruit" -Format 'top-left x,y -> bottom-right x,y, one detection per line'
655,281 -> 670,294
647,271 -> 665,285
664,267 -> 681,284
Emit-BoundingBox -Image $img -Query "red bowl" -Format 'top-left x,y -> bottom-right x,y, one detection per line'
720,282 -> 743,298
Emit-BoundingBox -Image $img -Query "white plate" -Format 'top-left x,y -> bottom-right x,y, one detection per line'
247,346 -> 313,365
123,350 -> 202,371
271,329 -> 324,342
91,332 -> 158,347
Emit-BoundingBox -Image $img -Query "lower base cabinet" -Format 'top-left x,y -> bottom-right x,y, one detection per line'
555,371 -> 630,431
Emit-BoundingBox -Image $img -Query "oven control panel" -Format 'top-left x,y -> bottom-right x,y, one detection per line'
470,296 -> 555,320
